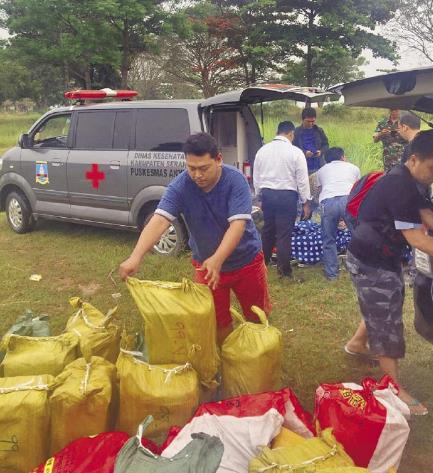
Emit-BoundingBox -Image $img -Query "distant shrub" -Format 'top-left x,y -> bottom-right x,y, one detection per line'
321,103 -> 350,118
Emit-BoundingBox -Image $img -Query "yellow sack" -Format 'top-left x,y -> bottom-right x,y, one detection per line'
126,277 -> 219,390
0,375 -> 53,473
249,429 -> 356,472
222,306 -> 282,398
317,470 -> 372,472
116,350 -> 200,441
271,427 -> 306,448
49,356 -> 117,455
1,332 -> 79,377
66,297 -> 120,363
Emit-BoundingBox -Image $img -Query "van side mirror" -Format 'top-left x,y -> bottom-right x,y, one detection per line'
19,133 -> 32,149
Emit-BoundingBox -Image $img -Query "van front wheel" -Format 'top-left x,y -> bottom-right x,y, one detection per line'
5,191 -> 35,234
143,213 -> 187,256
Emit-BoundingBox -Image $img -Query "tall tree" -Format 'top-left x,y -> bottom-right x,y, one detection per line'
98,0 -> 171,87
0,0 -> 170,89
1,0 -> 120,89
390,0 -> 433,63
282,46 -> 366,89
271,0 -> 400,86
211,0 -> 282,84
154,3 -> 244,97
213,0 -> 399,86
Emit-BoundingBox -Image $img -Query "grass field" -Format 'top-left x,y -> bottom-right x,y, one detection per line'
0,112 -> 40,154
0,110 -> 432,471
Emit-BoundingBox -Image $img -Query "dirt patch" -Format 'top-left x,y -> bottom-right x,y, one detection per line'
55,276 -> 76,292
78,281 -> 102,297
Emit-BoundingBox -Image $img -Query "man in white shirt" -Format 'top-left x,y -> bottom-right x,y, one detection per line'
253,121 -> 311,278
316,147 -> 361,280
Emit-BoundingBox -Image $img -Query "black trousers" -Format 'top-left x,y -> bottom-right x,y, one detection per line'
261,188 -> 298,276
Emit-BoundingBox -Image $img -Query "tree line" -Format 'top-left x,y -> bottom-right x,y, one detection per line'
0,0 -> 430,107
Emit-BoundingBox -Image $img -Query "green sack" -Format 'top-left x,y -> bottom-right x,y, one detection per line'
0,310 -> 51,363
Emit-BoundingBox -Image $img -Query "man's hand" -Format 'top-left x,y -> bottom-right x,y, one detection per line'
199,255 -> 223,290
315,150 -> 321,157
305,150 -> 314,158
119,255 -> 142,281
117,214 -> 171,281
301,202 -> 311,221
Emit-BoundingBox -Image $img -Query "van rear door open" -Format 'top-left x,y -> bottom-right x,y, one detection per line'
200,84 -> 338,180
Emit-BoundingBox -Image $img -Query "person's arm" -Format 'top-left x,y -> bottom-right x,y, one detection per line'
373,122 -> 389,143
293,128 -> 301,149
314,171 -> 322,203
294,148 -> 311,204
200,172 -> 253,289
318,127 -> 329,158
373,132 -> 382,143
294,148 -> 312,219
420,208 -> 433,231
200,220 -> 247,289
402,227 -> 433,256
119,181 -> 183,280
253,154 -> 262,196
118,214 -> 171,279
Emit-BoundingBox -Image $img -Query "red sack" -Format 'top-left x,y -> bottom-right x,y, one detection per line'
346,171 -> 384,227
195,387 -> 314,437
161,388 -> 314,473
314,376 -> 410,473
30,432 -> 130,473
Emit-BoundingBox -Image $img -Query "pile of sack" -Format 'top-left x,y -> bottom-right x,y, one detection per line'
291,220 -> 351,265
29,377 -> 408,473
0,278 -> 410,472
289,220 -> 412,266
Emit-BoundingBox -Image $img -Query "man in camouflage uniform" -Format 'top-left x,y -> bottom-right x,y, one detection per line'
373,109 -> 407,171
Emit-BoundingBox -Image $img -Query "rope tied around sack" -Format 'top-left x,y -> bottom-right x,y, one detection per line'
71,307 -> 112,330
120,350 -> 192,383
162,362 -> 192,383
0,378 -> 50,394
256,444 -> 338,472
80,362 -> 92,395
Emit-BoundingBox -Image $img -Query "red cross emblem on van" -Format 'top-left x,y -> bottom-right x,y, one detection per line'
86,163 -> 105,189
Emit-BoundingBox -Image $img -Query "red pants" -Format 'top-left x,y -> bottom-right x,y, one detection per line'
193,252 -> 271,328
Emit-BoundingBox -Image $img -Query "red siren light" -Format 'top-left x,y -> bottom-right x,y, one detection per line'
64,88 -> 138,100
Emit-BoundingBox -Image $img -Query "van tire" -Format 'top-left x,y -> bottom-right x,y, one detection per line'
143,212 -> 187,256
5,191 -> 35,234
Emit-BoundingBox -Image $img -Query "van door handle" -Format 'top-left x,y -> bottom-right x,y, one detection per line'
109,160 -> 121,170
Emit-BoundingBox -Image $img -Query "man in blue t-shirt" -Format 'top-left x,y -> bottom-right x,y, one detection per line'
119,132 -> 270,343
293,107 -> 329,174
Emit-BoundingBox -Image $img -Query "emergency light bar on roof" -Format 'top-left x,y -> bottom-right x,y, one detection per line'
64,88 -> 138,100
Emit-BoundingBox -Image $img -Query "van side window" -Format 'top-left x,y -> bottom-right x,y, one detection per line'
135,109 -> 190,151
33,113 -> 71,148
113,111 -> 133,149
75,111 -> 116,149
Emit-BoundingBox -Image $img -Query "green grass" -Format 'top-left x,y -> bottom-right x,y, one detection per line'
0,113 -> 40,154
0,218 -> 432,472
0,111 -> 432,471
253,105 -> 383,174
